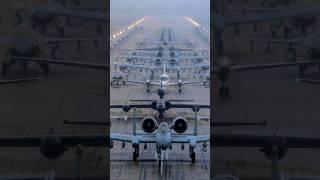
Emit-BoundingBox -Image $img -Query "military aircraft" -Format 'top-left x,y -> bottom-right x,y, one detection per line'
213,6 -> 320,55
214,57 -> 320,97
11,54 -> 207,91
0,23 -> 103,76
243,31 -> 320,75
193,72 -> 210,87
32,5 -> 108,23
111,107 -> 209,164
115,27 -> 208,66
114,49 -> 209,78
110,110 -> 265,165
111,88 -> 209,120
110,71 -> 126,87
235,7 -> 318,36
122,63 -> 204,93
115,48 -> 208,68
0,116 -> 319,180
11,56 -> 108,71
0,0 -> 67,36
0,0 -> 105,36
33,4 -> 320,36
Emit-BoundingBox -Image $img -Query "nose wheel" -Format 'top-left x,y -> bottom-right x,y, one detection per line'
133,147 -> 139,162
189,147 -> 195,163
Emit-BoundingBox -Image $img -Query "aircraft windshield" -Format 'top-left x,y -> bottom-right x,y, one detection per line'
158,123 -> 169,134
160,76 -> 169,81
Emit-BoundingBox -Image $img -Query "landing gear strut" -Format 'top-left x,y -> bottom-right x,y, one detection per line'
189,147 -> 195,163
133,146 -> 139,162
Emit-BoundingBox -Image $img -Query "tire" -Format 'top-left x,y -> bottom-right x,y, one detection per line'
133,152 -> 137,161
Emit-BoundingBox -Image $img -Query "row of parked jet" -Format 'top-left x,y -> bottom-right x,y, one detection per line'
110,27 -> 210,93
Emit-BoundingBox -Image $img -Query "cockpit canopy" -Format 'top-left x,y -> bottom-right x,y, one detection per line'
158,122 -> 169,134
160,75 -> 169,81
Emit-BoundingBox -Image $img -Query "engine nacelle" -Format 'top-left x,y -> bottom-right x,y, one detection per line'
40,136 -> 66,160
263,136 -> 287,160
141,116 -> 158,133
155,59 -> 162,66
172,117 -> 188,133
169,59 -> 176,66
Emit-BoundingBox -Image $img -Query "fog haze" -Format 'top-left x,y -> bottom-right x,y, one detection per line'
111,0 -> 209,27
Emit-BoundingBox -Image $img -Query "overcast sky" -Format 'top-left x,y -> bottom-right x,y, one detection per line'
111,0 -> 209,27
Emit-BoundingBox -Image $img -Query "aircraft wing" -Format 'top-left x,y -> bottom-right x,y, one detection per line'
134,48 -> 159,51
111,133 -> 156,143
110,104 -> 152,109
125,80 -> 160,86
216,6 -> 320,27
12,57 -> 108,70
32,6 -> 108,22
172,135 -> 210,143
296,78 -> 320,84
39,37 -> 105,45
115,63 -> 157,70
241,37 -> 309,47
166,64 -> 209,71
124,80 -> 147,85
231,61 -> 320,72
0,77 -> 43,84
0,134 -> 108,147
170,104 -> 210,109
179,56 -> 209,60
113,55 -> 154,60
195,135 -> 210,143
213,134 -> 320,148
172,48 -> 194,51
168,81 -> 202,86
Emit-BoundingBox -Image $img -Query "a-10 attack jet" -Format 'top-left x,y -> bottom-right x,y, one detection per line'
121,62 -> 205,93
214,57 -> 320,97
